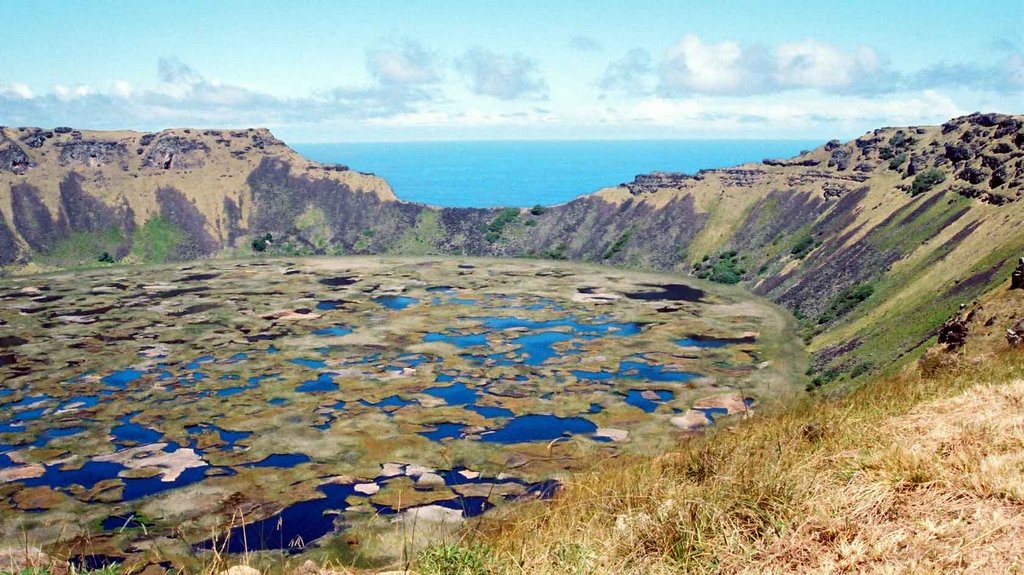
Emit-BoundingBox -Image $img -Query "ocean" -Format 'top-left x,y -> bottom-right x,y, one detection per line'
293,140 -> 822,208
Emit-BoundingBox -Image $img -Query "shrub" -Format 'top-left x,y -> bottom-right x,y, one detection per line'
817,283 -> 875,325
485,208 -> 521,242
910,168 -> 946,196
790,235 -> 819,259
251,233 -> 273,252
529,204 -> 547,216
693,250 -> 745,284
888,152 -> 907,171
98,251 -> 115,263
602,229 -> 633,259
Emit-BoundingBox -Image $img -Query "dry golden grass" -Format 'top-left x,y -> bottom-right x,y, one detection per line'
470,351 -> 1024,574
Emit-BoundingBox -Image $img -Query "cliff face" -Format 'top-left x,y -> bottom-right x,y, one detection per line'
0,126 -> 394,266
1,113 -> 1022,387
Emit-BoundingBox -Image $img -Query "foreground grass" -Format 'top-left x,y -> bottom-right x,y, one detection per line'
421,350 -> 1024,574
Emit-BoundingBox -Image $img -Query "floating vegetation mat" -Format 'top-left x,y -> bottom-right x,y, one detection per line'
0,257 -> 797,569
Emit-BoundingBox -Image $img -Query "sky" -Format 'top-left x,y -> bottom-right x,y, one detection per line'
0,0 -> 1021,142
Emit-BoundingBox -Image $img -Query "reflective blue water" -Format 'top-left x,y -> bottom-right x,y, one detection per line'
466,404 -> 514,419
313,325 -> 353,337
424,382 -> 479,405
293,140 -> 820,208
481,414 -> 596,443
624,389 -> 674,413
101,370 -> 144,388
296,373 -> 338,393
374,296 -> 418,310
423,332 -> 488,348
419,422 -> 466,441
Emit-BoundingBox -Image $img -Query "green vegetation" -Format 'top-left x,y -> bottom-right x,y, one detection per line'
544,242 -> 568,260
910,168 -> 946,196
529,204 -> 547,216
250,233 -> 273,252
602,229 -> 633,259
693,250 -> 745,284
817,282 -> 875,325
789,235 -> 820,259
394,209 -> 444,255
130,216 -> 182,263
485,208 -> 521,243
353,228 -> 376,251
418,543 -> 500,575
888,152 -> 907,170
36,228 -> 126,268
878,146 -> 894,160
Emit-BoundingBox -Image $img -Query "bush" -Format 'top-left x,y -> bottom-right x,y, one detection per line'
251,233 -> 273,252
817,283 -> 875,325
693,250 -> 745,284
529,204 -> 547,216
888,152 -> 907,171
910,168 -> 946,196
790,235 -> 819,259
485,208 -> 521,242
98,251 -> 115,263
602,229 -> 633,259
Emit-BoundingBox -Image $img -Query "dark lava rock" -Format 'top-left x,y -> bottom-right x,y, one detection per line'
937,313 -> 969,348
957,166 -> 989,185
824,139 -> 842,151
944,143 -> 972,163
625,172 -> 699,194
0,139 -> 34,174
142,136 -> 210,170
58,140 -> 128,168
822,182 -> 850,200
1011,257 -> 1024,290
19,129 -> 52,148
990,166 -> 1008,189
54,126 -> 73,134
827,148 -> 850,171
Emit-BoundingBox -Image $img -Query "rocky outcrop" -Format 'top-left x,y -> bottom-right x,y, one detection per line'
142,135 -> 211,170
1011,258 -> 1024,290
58,140 -> 129,169
0,139 -> 33,174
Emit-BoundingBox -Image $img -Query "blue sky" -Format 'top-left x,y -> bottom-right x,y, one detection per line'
1,0 -> 1021,142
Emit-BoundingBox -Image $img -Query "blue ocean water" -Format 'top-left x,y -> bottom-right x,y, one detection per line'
293,140 -> 822,208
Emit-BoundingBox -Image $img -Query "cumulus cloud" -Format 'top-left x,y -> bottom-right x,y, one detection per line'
658,34 -> 895,96
366,40 -> 440,86
456,48 -> 547,100
1,83 -> 34,99
568,36 -> 601,52
0,56 -> 443,131
599,48 -> 654,94
909,52 -> 1024,93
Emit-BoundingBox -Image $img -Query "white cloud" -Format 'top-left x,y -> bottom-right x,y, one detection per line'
111,80 -> 133,99
456,48 -> 547,100
0,83 -> 34,99
774,41 -> 882,89
367,40 -> 440,86
659,34 -> 894,96
662,35 -> 751,94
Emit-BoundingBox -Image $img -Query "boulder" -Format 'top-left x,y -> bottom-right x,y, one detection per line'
1011,258 -> 1024,290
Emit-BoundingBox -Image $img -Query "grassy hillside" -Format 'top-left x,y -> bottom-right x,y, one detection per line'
414,316 -> 1024,574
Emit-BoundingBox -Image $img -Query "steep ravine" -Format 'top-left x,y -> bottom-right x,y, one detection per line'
1,113 -> 1022,389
